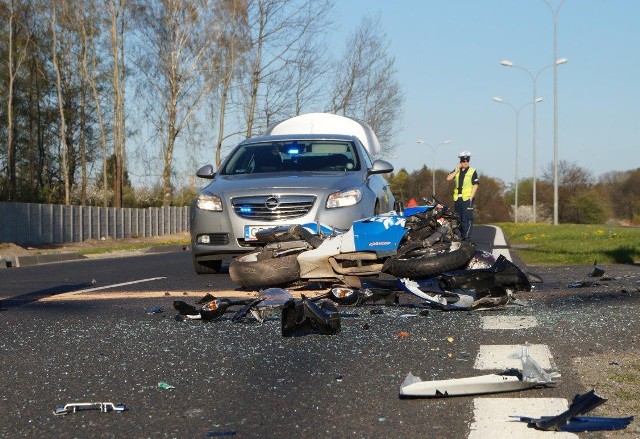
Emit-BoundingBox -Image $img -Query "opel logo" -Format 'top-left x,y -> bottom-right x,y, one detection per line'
265,197 -> 279,210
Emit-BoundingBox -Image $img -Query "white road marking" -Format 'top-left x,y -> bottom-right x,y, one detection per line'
469,397 -> 576,438
71,277 -> 167,294
48,277 -> 167,299
474,344 -> 554,370
488,225 -> 512,260
481,315 -> 538,330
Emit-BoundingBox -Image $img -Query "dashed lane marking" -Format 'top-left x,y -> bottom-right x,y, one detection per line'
469,397 -> 576,438
474,344 -> 554,370
481,315 -> 538,330
487,225 -> 512,260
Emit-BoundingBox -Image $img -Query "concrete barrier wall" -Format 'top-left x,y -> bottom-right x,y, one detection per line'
0,202 -> 190,245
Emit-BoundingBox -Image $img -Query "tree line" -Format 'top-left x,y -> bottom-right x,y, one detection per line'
1,0 -> 403,207
3,1 -> 637,225
389,162 -> 640,224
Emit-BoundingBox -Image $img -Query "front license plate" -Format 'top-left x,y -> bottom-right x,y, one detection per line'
244,225 -> 282,241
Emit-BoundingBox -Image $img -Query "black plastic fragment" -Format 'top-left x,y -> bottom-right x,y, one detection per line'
281,298 -> 341,337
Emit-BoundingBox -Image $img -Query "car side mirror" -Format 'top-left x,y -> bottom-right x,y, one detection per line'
367,159 -> 394,175
196,164 -> 216,179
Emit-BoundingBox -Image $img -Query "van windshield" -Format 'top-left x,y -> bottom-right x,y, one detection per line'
221,140 -> 360,175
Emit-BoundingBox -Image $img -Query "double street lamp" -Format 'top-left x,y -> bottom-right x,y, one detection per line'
500,57 -> 568,223
493,97 -> 542,223
416,139 -> 452,197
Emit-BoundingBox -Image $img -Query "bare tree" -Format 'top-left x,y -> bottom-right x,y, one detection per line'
210,0 -> 249,169
135,0 -> 219,206
109,0 -> 127,207
4,0 -> 33,200
242,0 -> 333,138
329,14 -> 404,156
78,0 -> 110,206
49,2 -> 71,204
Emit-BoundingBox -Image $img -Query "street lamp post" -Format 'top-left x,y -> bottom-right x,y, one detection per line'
500,57 -> 568,223
416,139 -> 452,198
493,97 -> 542,223
544,0 -> 566,225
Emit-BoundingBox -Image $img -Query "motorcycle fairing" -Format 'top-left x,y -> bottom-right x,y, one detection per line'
351,215 -> 409,255
400,344 -> 560,397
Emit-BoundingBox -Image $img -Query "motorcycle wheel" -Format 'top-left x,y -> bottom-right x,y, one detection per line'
229,250 -> 301,288
383,241 -> 475,279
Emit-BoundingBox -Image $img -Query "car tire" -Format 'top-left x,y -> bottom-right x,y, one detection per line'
193,257 -> 222,274
229,251 -> 301,287
383,241 -> 475,279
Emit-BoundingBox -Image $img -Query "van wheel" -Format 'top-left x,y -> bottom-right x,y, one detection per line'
193,257 -> 222,274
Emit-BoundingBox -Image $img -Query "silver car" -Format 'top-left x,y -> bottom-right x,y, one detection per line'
190,133 -> 395,273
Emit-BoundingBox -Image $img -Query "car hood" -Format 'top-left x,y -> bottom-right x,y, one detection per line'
201,172 -> 364,194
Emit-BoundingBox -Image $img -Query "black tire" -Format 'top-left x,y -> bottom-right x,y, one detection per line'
193,257 -> 222,274
229,251 -> 301,287
383,241 -> 475,279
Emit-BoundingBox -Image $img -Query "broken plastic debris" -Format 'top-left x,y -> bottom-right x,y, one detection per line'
514,389 -> 634,432
281,297 -> 341,337
158,381 -> 175,390
147,305 -> 163,314
53,402 -> 127,416
447,337 -> 454,342
399,343 -> 560,397
397,331 -> 409,338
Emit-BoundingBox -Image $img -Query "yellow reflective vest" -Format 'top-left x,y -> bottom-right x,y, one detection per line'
453,167 -> 476,201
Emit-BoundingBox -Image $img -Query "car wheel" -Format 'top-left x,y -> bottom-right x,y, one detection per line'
193,256 -> 222,274
383,241 -> 475,279
229,251 -> 300,287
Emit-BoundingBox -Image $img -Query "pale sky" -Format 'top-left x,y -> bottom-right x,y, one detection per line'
331,0 -> 640,185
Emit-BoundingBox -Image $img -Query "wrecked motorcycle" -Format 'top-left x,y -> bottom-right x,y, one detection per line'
229,202 -> 479,288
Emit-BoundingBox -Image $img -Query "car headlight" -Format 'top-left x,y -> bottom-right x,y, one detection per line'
196,194 -> 223,211
326,188 -> 362,209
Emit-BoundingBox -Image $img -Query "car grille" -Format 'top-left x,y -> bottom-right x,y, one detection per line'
232,195 -> 316,221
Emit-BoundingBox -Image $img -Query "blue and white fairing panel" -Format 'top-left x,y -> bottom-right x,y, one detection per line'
350,215 -> 407,256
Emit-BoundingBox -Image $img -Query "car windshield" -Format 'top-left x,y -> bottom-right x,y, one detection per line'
220,140 -> 361,175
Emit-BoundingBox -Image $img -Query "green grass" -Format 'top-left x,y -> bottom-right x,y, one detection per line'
495,223 -> 640,265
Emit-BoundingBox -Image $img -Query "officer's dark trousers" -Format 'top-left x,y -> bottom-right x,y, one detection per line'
454,198 -> 473,239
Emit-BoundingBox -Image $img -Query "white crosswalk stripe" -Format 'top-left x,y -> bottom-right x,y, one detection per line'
469,398 -> 577,438
474,344 -> 554,370
481,315 -> 538,330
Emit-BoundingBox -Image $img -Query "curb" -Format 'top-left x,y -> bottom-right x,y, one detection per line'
13,253 -> 87,268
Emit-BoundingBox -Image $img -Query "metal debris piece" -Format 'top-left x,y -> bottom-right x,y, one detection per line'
515,389 -> 634,432
590,261 -> 605,277
53,402 -> 127,416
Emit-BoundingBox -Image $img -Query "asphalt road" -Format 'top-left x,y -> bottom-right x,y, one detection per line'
1,226 -> 639,438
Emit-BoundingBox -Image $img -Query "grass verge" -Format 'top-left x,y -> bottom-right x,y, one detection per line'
495,223 -> 640,265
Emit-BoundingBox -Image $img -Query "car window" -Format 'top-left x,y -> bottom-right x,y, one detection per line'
221,141 -> 361,175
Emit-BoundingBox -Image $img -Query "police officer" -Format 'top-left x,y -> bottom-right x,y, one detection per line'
446,151 -> 479,240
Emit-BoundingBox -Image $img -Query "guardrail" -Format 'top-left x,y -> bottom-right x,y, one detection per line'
0,201 -> 190,246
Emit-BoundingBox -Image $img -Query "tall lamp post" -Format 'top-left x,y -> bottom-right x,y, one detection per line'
416,139 -> 452,198
493,97 -> 542,223
500,57 -> 568,223
543,0 -> 566,225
